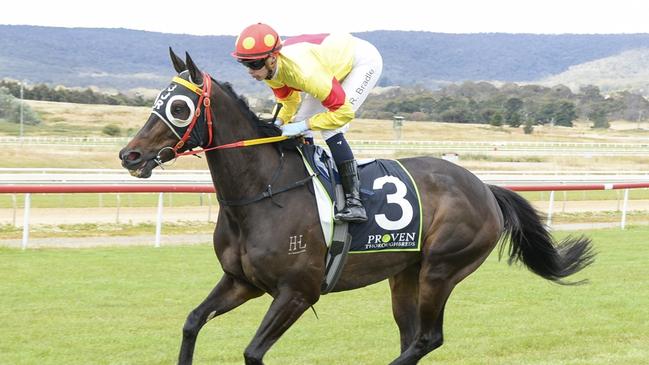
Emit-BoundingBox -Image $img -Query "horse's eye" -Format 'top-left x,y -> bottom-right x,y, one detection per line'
170,101 -> 189,116
165,96 -> 195,127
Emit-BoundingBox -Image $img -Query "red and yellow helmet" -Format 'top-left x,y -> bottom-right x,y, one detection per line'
232,23 -> 282,59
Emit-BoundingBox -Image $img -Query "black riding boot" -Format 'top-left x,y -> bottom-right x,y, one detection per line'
335,159 -> 368,223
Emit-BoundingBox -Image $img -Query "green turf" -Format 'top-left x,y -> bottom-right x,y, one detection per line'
0,193 -> 215,209
2,211 -> 648,241
1,227 -> 648,364
0,221 -> 216,240
519,188 -> 649,202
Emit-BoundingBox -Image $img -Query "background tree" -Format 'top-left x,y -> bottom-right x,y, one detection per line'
588,105 -> 610,129
489,112 -> 503,126
0,87 -> 41,125
536,102 -> 557,124
609,91 -> 649,121
554,101 -> 577,127
0,80 -> 152,106
523,119 -> 534,134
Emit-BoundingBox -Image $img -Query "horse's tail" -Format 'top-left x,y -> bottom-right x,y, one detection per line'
488,184 -> 596,285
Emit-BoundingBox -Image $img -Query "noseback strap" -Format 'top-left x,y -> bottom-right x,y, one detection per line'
172,76 -> 203,95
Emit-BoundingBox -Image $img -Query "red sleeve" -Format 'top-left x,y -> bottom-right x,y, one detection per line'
321,77 -> 346,111
272,85 -> 294,99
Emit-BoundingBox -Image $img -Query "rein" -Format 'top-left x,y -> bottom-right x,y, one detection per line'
175,135 -> 288,157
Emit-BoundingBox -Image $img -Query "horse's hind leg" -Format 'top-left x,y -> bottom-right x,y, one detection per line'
178,274 -> 263,365
389,228 -> 496,365
389,264 -> 421,353
389,272 -> 453,365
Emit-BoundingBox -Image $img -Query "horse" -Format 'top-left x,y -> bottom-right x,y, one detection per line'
119,49 -> 595,365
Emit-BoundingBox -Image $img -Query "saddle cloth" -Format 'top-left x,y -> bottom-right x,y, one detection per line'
299,144 -> 422,253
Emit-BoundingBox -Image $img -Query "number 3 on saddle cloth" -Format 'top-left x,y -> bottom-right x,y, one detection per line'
298,144 -> 423,253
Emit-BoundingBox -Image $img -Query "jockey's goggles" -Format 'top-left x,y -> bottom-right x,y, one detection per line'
238,57 -> 267,70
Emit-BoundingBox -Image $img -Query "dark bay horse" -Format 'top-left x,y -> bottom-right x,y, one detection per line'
119,50 -> 595,365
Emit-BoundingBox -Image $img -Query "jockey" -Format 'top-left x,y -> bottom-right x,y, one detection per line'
231,22 -> 383,223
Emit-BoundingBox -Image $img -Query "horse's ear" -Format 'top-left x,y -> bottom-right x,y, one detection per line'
169,47 -> 186,73
185,52 -> 202,85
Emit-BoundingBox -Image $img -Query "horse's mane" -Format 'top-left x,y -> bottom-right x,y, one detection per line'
215,79 -> 300,149
217,81 -> 263,123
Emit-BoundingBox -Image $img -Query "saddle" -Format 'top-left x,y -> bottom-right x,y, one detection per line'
298,144 -> 422,293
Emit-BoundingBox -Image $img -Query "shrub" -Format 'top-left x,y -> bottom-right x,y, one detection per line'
0,87 -> 41,125
489,113 -> 503,127
523,120 -> 534,134
102,124 -> 122,136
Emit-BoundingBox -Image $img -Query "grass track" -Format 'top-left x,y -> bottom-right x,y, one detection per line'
1,228 -> 648,364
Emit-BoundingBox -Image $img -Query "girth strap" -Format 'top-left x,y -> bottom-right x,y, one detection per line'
217,173 -> 317,207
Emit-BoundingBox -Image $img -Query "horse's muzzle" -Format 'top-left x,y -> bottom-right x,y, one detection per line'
119,147 -> 155,178
119,147 -> 143,168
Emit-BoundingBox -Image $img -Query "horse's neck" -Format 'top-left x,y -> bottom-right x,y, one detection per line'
206,91 -> 281,201
206,145 -> 280,200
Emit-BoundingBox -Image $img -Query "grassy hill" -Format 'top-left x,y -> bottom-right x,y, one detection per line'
541,48 -> 649,94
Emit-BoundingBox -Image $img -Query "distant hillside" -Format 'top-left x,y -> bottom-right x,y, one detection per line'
360,31 -> 649,90
0,25 -> 247,94
2,25 -> 649,95
540,48 -> 649,95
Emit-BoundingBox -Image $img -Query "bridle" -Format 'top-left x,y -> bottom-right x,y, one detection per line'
154,72 -> 287,167
150,71 -> 315,207
169,73 -> 214,154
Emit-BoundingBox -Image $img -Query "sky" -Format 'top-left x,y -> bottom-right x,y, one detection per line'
1,0 -> 649,36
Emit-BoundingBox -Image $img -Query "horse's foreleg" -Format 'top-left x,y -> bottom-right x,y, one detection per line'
178,274 -> 263,365
389,264 -> 421,353
243,289 -> 315,365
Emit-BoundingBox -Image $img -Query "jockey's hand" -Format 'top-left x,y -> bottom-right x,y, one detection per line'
281,120 -> 309,137
274,118 -> 284,127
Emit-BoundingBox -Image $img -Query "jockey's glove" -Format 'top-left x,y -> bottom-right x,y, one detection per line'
281,120 -> 309,137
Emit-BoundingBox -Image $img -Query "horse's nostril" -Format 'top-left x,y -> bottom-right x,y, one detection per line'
120,149 -> 142,164
127,151 -> 141,161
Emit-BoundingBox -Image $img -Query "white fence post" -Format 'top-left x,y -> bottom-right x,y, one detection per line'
621,188 -> 629,229
115,193 -> 121,224
207,193 -> 213,222
12,194 -> 17,227
155,192 -> 164,248
21,193 -> 31,250
547,190 -> 555,227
